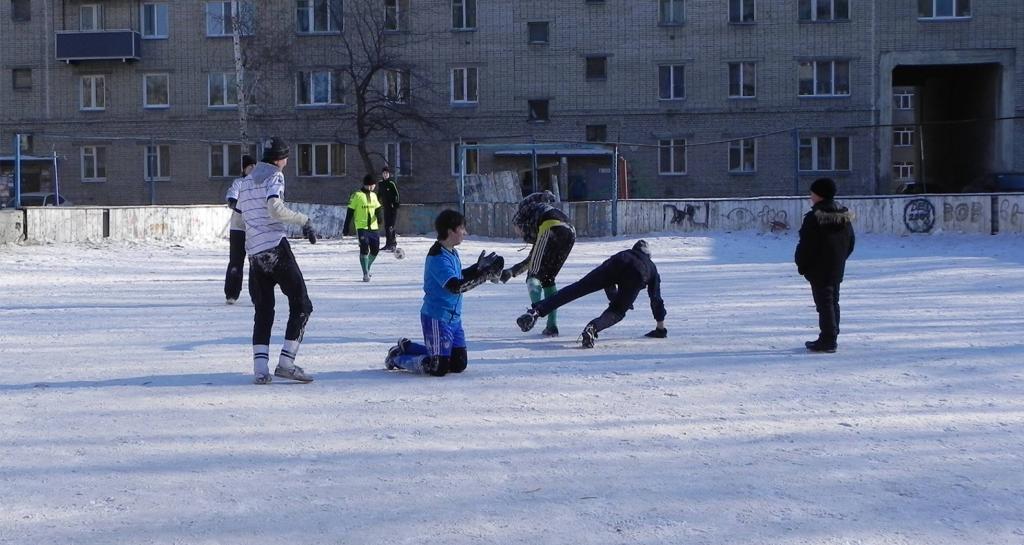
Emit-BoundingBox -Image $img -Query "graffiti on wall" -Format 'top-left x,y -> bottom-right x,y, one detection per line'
664,203 -> 709,229
999,199 -> 1022,229
903,199 -> 935,233
724,204 -> 789,231
943,202 -> 984,224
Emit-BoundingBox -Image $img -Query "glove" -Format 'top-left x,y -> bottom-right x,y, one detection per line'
499,269 -> 513,283
302,220 -> 318,245
644,327 -> 668,338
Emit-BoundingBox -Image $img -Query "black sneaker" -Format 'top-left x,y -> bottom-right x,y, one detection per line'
542,325 -> 559,337
581,324 -> 597,349
422,356 -> 449,377
516,309 -> 539,332
805,340 -> 837,353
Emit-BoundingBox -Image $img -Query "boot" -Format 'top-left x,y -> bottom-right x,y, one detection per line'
517,308 -> 539,332
581,324 -> 598,348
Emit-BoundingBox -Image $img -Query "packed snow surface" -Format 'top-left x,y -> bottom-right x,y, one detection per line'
1,233 -> 1022,545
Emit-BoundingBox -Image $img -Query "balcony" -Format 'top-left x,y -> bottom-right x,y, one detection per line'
55,30 -> 141,63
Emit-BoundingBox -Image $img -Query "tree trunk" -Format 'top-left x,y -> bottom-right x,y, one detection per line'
231,15 -> 249,143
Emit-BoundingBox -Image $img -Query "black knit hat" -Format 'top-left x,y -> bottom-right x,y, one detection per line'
262,137 -> 289,162
362,174 -> 377,186
241,154 -> 257,169
810,177 -> 837,199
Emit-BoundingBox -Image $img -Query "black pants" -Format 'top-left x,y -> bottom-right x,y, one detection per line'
534,263 -> 640,332
224,229 -> 246,300
358,229 -> 381,256
248,239 -> 313,345
382,207 -> 398,249
810,281 -> 841,345
530,224 -> 576,288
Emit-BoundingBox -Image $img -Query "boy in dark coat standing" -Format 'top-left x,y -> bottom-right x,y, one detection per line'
795,177 -> 855,353
378,166 -> 400,251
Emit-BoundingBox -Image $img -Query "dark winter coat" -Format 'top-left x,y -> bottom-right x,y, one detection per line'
794,199 -> 856,284
378,179 -> 400,210
600,247 -> 667,321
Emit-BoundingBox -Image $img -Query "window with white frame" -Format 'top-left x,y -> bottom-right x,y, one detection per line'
80,4 -> 103,30
451,67 -> 478,104
893,161 -> 915,180
385,141 -> 411,176
798,60 -> 849,96
728,62 -> 755,98
729,138 -> 756,173
209,72 -> 238,107
142,3 -> 169,38
297,143 -> 345,176
143,74 -> 170,108
144,144 -> 171,180
80,75 -> 105,110
452,0 -> 476,30
297,70 -> 344,105
210,143 -> 254,177
658,64 -> 685,100
919,0 -> 970,19
894,91 -> 914,110
799,0 -> 849,21
384,69 -> 409,103
659,139 -> 687,174
452,141 -> 479,176
81,146 -> 107,181
659,0 -> 684,25
206,1 -> 253,36
586,124 -> 607,143
730,0 -> 754,23
297,0 -> 341,33
894,127 -> 914,147
384,0 -> 408,31
798,136 -> 850,171
18,134 -> 32,153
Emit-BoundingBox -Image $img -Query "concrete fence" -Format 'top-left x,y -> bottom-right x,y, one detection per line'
4,194 -> 1024,244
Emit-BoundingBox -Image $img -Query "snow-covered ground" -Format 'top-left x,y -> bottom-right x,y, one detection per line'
1,233 -> 1022,545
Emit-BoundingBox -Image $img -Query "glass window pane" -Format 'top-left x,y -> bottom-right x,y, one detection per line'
315,0 -> 329,31
659,141 -> 671,173
816,0 -> 831,20
729,143 -> 740,171
467,68 -> 477,101
935,0 -> 953,16
815,62 -> 831,95
729,63 -> 740,96
673,141 -> 686,173
918,0 -> 932,17
314,144 -> 328,175
228,145 -> 242,176
466,0 -> 476,28
742,63 -> 755,96
298,72 -> 310,104
313,72 -> 329,103
453,69 -> 464,101
798,62 -> 814,95
799,138 -> 813,170
835,137 -> 850,170
659,66 -> 671,99
332,144 -> 343,174
211,145 -> 224,177
209,74 -> 224,106
835,0 -> 849,19
96,148 -> 107,178
818,137 -> 833,170
672,66 -> 684,98
799,0 -> 812,20
159,146 -> 170,177
834,62 -> 849,95
299,144 -> 312,175
956,0 -> 970,17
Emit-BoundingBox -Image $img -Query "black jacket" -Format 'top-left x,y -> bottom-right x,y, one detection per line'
601,247 -> 667,322
378,179 -> 400,209
795,199 -> 856,284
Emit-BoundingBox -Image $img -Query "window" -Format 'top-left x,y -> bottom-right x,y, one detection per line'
144,144 -> 171,180
586,124 -> 607,143
728,62 -> 755,98
11,0 -> 30,21
528,21 -> 549,43
659,139 -> 687,174
12,68 -> 31,90
80,75 -> 105,110
798,136 -> 850,171
893,162 -> 915,181
297,143 -> 345,177
80,4 -> 103,30
209,72 -> 238,107
452,141 -> 479,176
586,56 -> 607,80
142,3 -> 169,38
799,0 -> 849,21
730,0 -> 754,23
384,69 -> 409,103
384,141 -> 411,176
659,0 -> 684,25
297,0 -> 340,33
798,60 -> 849,96
210,144 -> 254,177
143,74 -> 170,108
729,138 -> 756,173
894,91 -> 913,110
528,99 -> 549,122
81,146 -> 107,181
384,0 -> 407,31
18,134 -> 32,153
894,127 -> 914,147
297,70 -> 344,105
451,67 -> 478,104
658,64 -> 685,100
919,0 -> 970,18
452,0 -> 476,30
207,1 -> 253,36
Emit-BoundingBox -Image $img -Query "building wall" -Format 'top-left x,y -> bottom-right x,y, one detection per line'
1,0 -> 1021,206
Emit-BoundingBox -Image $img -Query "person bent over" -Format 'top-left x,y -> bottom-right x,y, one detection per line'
385,210 -> 504,376
517,240 -> 667,348
496,191 -> 576,337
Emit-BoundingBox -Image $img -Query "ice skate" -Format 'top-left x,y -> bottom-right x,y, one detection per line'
517,309 -> 539,332
581,324 -> 598,349
273,364 -> 314,383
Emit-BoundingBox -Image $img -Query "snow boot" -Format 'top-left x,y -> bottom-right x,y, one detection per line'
517,308 -> 539,332
274,364 -> 314,383
581,324 -> 598,349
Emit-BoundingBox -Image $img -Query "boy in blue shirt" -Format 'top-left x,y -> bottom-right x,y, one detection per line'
385,210 -> 504,376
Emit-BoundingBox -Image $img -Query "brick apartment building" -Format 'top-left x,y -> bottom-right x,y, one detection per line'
0,0 -> 1021,206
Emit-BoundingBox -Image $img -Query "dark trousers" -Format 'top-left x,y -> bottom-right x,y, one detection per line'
224,229 -> 246,300
530,224 -> 576,287
383,207 -> 398,249
810,281 -> 841,345
358,229 -> 381,256
535,263 -> 640,332
248,239 -> 313,345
